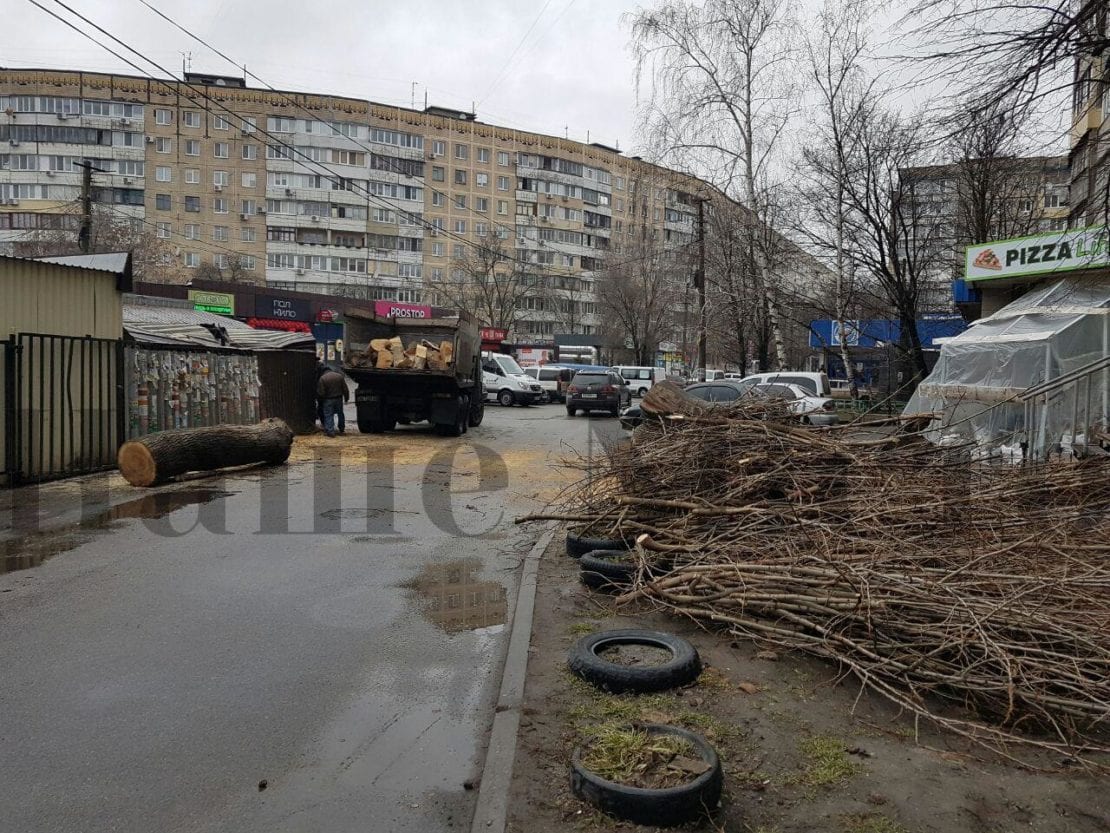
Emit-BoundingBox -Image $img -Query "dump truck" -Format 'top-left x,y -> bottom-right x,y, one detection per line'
343,308 -> 484,436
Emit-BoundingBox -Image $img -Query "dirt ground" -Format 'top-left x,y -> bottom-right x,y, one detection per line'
506,533 -> 1110,833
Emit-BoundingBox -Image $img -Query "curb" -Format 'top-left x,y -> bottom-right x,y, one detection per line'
470,522 -> 557,833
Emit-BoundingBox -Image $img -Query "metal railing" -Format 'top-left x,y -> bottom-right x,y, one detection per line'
1020,355 -> 1110,460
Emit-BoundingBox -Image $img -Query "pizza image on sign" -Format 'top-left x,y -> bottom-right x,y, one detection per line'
972,248 -> 1002,270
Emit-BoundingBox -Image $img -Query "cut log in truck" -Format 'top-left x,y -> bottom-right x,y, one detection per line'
343,308 -> 484,436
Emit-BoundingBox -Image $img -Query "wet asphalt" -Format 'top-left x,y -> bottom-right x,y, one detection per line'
0,403 -> 624,833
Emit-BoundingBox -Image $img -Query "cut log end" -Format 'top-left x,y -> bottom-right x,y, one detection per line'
118,441 -> 157,487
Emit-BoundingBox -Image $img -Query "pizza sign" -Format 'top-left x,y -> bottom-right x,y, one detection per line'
965,226 -> 1110,282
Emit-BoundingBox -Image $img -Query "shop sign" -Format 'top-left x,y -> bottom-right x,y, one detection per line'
480,327 -> 509,342
966,225 -> 1110,282
256,295 -> 310,320
187,290 -> 235,315
374,300 -> 432,319
316,308 -> 339,323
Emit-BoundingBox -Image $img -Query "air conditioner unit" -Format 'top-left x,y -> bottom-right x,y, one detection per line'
427,152 -> 435,160
214,184 -> 223,192
295,268 -> 305,275
57,112 -> 71,120
311,215 -> 320,222
257,208 -> 266,215
9,140 -> 20,147
45,170 -> 56,177
120,118 -> 131,127
240,212 -> 250,220
284,188 -> 294,196
145,135 -> 155,143
8,199 -> 20,206
123,177 -> 133,185
517,237 -> 527,245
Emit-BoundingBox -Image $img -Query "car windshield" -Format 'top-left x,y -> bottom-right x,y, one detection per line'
495,355 -> 525,376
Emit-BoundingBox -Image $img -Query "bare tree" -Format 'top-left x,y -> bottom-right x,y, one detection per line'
195,255 -> 252,284
433,236 -> 538,330
629,0 -> 799,370
596,239 -> 682,366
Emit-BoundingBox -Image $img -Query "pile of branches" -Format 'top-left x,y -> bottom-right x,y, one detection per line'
532,384 -> 1110,766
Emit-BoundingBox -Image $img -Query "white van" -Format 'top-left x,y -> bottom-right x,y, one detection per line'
524,365 -> 569,403
733,371 -> 832,398
481,352 -> 543,406
612,366 -> 665,397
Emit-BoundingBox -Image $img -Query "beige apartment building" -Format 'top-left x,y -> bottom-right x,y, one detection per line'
0,68 -> 727,341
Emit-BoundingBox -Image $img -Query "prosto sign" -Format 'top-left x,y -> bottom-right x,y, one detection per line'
374,300 -> 432,319
187,290 -> 235,315
965,226 -> 1110,282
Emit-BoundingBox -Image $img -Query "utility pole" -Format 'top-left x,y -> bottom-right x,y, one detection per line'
74,159 -> 107,254
696,198 -> 707,382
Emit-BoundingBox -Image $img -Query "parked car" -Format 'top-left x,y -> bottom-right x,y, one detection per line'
566,370 -> 632,417
730,371 -> 832,398
481,352 -> 543,406
611,365 -> 666,398
620,380 -> 838,429
524,365 -> 570,403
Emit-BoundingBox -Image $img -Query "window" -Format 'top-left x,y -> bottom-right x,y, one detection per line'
241,199 -> 257,215
454,143 -> 468,160
476,197 -> 488,212
452,243 -> 465,258
155,108 -> 172,125
213,170 -> 229,187
213,114 -> 230,130
241,226 -> 256,242
454,220 -> 467,234
242,255 -> 256,270
183,110 -> 201,128
432,192 -> 444,207
155,137 -> 172,154
242,172 -> 256,188
215,254 -> 230,269
432,242 -> 445,257
497,175 -> 509,191
184,252 -> 200,268
242,144 -> 257,160
184,224 -> 200,239
214,197 -> 228,213
454,169 -> 467,185
185,139 -> 200,156
476,222 -> 488,236
185,196 -> 200,212
476,172 -> 489,187
154,166 -> 171,182
1044,193 -> 1061,208
242,117 -> 256,134
267,116 -> 295,133
455,195 -> 467,209
478,148 -> 490,163
212,225 -> 229,242
155,193 -> 171,211
432,166 -> 445,182
214,142 -> 229,158
497,200 -> 508,215
156,222 -> 171,239
432,140 -> 445,156
184,168 -> 200,184
431,267 -> 443,281
497,151 -> 509,166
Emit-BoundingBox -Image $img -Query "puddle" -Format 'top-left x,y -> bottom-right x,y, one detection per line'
403,558 -> 507,634
1,489 -> 232,575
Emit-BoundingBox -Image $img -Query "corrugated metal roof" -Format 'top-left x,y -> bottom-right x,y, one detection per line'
122,304 -> 314,350
34,252 -> 131,274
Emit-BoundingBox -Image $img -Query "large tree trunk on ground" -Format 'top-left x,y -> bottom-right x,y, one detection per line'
118,419 -> 294,487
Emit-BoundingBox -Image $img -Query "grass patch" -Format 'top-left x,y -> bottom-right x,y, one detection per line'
580,725 -> 700,789
797,735 -> 862,787
841,814 -> 908,833
695,664 -> 733,690
567,621 -> 598,636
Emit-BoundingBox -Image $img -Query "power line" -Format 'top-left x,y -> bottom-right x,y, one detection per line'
477,0 -> 556,106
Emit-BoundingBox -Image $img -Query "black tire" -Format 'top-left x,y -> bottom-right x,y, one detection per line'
566,407 -> 576,417
568,629 -> 701,694
580,550 -> 637,592
637,387 -> 648,398
468,397 -> 485,427
442,398 -> 467,437
609,407 -> 619,417
571,724 -> 722,828
498,389 -> 516,407
566,531 -> 632,558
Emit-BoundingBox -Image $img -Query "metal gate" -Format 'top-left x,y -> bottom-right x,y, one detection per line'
4,333 -> 124,485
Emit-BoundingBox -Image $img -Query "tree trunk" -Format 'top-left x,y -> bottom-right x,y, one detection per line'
118,418 -> 294,487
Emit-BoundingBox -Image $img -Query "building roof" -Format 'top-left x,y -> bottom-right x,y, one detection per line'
123,302 -> 315,350
34,252 -> 131,273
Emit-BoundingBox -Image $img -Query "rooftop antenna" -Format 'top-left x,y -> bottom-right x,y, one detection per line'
587,129 -> 590,143
564,125 -> 569,139
180,51 -> 191,78
411,81 -> 418,109
424,90 -> 428,110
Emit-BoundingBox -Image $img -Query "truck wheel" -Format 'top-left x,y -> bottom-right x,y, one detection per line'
468,398 -> 485,427
460,396 -> 470,434
498,389 -> 515,407
445,399 -> 467,437
567,407 -> 576,417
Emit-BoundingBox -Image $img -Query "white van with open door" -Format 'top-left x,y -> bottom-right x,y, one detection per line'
612,366 -> 665,397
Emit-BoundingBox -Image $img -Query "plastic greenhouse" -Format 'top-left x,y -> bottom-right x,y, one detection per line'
904,277 -> 1110,462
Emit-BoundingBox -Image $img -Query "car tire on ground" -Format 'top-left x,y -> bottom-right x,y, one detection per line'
579,550 -> 637,591
567,629 -> 702,693
638,387 -> 648,397
498,389 -> 516,407
566,407 -> 576,417
566,531 -> 632,557
571,723 -> 723,828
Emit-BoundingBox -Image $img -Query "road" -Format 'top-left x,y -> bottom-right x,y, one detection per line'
0,403 -> 623,833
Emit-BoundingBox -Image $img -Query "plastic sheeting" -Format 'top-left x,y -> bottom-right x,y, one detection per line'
125,348 -> 261,439
905,277 -> 1110,459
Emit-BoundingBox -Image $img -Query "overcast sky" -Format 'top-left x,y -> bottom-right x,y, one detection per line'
8,0 -> 655,151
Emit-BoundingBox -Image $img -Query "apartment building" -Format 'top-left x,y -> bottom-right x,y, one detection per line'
0,68 -> 715,342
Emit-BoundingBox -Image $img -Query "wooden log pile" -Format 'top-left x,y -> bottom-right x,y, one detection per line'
523,387 -> 1110,767
346,336 -> 455,371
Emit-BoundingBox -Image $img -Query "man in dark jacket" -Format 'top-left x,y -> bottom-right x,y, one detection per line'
316,364 -> 349,437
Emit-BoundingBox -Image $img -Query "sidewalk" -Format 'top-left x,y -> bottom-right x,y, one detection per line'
502,531 -> 1109,833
